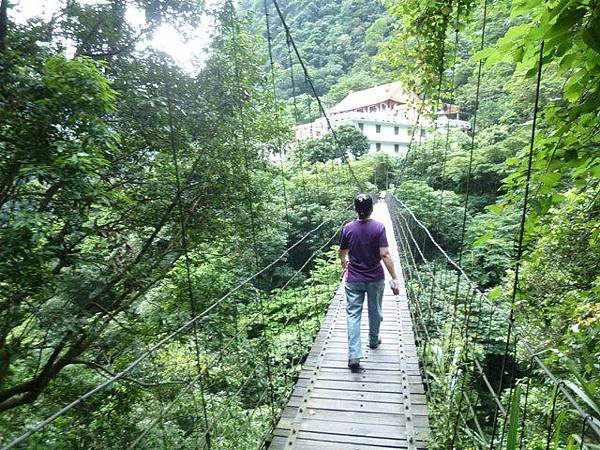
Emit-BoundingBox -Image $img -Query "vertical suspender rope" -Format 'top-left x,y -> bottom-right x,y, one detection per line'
424,5 -> 450,348
165,78 -> 211,449
489,40 -> 545,450
448,0 -> 489,444
270,0 -> 364,194
264,0 -> 292,236
263,0 -> 307,376
285,31 -> 325,355
286,35 -> 308,204
445,1 -> 466,353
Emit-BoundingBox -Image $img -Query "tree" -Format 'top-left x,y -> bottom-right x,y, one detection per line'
293,124 -> 369,164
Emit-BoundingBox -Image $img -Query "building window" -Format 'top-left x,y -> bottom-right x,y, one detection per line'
394,144 -> 400,153
376,143 -> 381,151
376,124 -> 381,133
358,122 -> 364,131
394,126 -> 399,135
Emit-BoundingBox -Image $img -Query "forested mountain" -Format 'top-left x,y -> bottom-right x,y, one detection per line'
242,0 -> 392,119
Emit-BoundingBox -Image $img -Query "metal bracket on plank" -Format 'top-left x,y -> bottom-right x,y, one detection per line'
396,290 -> 418,450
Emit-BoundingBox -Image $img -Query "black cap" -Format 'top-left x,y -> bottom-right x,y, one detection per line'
354,193 -> 373,219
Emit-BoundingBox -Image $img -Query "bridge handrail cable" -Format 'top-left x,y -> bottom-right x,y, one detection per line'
1,210 -> 347,450
389,193 -> 600,438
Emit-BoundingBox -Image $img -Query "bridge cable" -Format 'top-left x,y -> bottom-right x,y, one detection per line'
390,193 -> 600,440
270,0 -> 364,193
125,211 -> 347,448
447,0 -> 489,445
264,0 -> 292,237
286,34 -> 308,204
387,196 -> 489,439
0,210 -> 342,449
186,223 -> 344,448
165,75 -> 212,449
282,21 -> 328,379
489,39 -> 545,449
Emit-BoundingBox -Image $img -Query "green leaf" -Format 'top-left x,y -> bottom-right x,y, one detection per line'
539,171 -> 562,188
486,204 -> 505,215
582,19 -> 600,54
488,286 -> 502,301
514,46 -> 525,63
473,47 -> 495,61
472,233 -> 494,248
544,7 -> 586,40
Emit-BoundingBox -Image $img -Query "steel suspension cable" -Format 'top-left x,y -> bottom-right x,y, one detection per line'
269,0 -> 364,193
0,211 -> 342,449
390,193 -> 600,439
489,40 -> 545,449
264,0 -> 292,235
165,77 -> 211,449
122,216 -> 346,449
448,0 -> 489,444
286,34 -> 308,204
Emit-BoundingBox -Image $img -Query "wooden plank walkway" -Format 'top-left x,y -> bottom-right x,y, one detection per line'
268,202 -> 429,450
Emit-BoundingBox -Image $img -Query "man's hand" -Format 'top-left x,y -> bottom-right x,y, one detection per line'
390,278 -> 400,295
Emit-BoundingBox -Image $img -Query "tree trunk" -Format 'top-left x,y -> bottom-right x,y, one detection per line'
0,0 -> 8,53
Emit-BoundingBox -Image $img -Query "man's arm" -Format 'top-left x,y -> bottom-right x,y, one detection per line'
339,248 -> 350,269
380,246 -> 400,293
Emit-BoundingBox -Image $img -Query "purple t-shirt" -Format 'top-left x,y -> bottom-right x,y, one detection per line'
339,219 -> 388,282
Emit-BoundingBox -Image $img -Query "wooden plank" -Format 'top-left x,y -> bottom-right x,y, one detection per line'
278,408 -> 429,429
295,377 -> 425,395
299,368 -> 424,385
291,439 -> 422,450
291,387 -> 428,406
295,430 -> 416,448
287,397 -> 429,416
298,418 -> 411,440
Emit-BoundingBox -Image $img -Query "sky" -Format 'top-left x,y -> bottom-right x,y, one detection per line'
11,0 -> 215,73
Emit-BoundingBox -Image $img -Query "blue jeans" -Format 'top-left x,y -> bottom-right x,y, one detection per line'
345,280 -> 385,359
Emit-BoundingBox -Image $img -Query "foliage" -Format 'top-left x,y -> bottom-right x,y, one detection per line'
383,0 -> 477,99
242,0 -> 392,122
290,124 -> 369,164
0,2 -> 353,448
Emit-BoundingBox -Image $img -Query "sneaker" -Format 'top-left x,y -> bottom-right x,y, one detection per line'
369,339 -> 382,349
348,358 -> 361,370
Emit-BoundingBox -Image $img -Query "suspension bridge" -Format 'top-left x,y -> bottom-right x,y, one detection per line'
269,201 -> 429,450
2,0 -> 599,448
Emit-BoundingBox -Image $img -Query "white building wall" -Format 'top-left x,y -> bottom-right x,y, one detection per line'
294,109 -> 470,158
353,119 -> 411,157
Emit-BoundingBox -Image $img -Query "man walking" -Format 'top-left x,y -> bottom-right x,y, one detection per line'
339,193 -> 399,371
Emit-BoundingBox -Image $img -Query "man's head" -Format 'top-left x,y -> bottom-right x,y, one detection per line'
354,193 -> 373,220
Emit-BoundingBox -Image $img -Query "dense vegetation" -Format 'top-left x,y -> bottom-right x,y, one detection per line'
380,0 -> 600,447
0,0 -> 598,448
0,1 -> 369,447
243,0 -> 393,122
